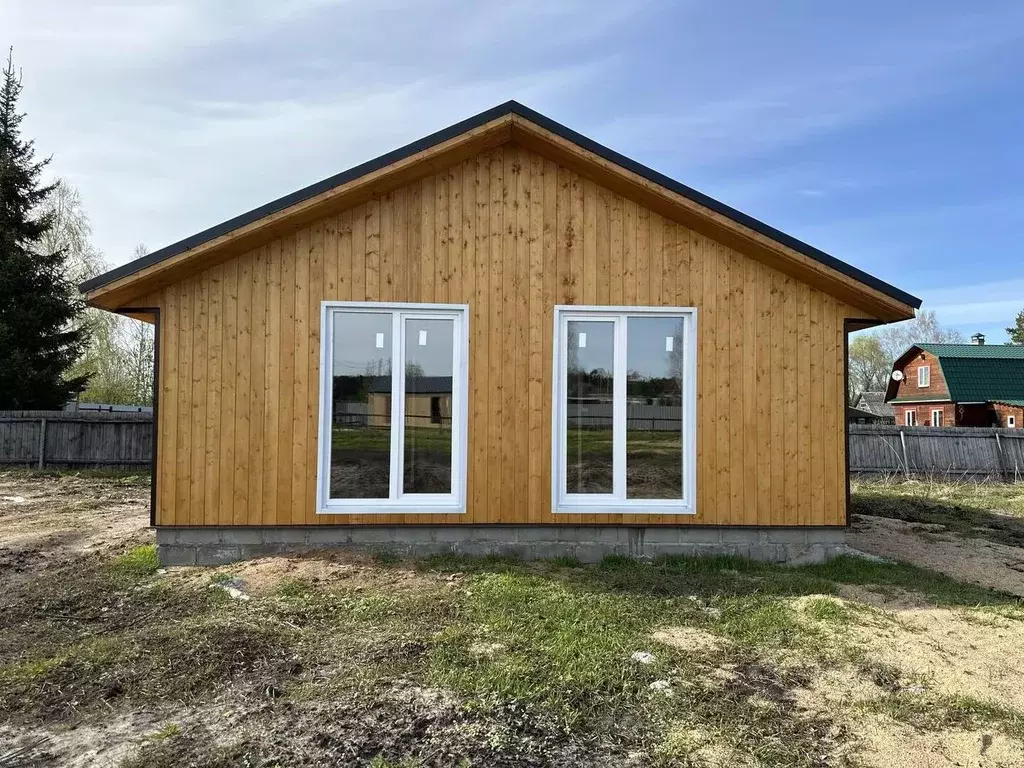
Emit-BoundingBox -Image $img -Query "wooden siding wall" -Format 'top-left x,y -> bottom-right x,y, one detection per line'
149,144 -> 858,528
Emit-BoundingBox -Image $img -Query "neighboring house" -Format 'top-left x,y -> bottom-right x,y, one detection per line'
79,101 -> 920,566
847,406 -> 886,425
850,391 -> 895,423
885,335 -> 1024,428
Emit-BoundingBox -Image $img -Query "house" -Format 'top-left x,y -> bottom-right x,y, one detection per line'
850,391 -> 895,424
885,335 -> 1024,428
79,101 -> 920,565
847,406 -> 886,425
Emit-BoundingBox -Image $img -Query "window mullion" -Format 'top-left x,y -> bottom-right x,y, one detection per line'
613,315 -> 627,501
390,312 -> 404,500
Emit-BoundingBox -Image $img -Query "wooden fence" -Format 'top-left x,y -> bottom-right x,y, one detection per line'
849,424 -> 1024,480
0,412 -> 1021,480
0,410 -> 153,469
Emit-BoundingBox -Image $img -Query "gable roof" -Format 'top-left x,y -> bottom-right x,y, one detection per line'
853,391 -> 895,419
80,101 -> 920,319
888,344 -> 1024,404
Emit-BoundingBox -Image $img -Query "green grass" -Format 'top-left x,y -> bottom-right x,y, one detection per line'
330,425 -> 453,452
112,545 -> 159,577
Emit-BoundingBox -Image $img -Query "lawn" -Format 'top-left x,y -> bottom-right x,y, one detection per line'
2,471 -> 1024,767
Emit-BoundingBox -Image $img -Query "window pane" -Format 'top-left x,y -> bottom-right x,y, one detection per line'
403,318 -> 454,494
329,312 -> 392,499
565,320 -> 614,494
626,316 -> 684,499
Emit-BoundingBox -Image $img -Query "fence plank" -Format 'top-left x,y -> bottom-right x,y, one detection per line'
0,411 -> 152,469
850,424 -> 1024,480
2,413 -> 1023,480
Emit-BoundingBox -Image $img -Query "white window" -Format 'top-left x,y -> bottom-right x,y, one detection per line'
1009,415 -> 1017,429
316,302 -> 469,514
905,410 -> 917,426
552,306 -> 697,514
931,409 -> 943,427
917,365 -> 930,388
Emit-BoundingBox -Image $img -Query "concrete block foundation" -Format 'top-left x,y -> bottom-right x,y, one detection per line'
156,526 -> 847,567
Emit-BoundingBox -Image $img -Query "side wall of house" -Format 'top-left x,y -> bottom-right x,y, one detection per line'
893,351 -> 949,400
992,403 -> 1024,429
892,402 -> 954,427
146,143 -> 861,528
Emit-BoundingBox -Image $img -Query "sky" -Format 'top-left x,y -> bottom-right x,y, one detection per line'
3,1 -> 1022,341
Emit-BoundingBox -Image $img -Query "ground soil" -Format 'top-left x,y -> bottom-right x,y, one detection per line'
3,471 -> 1024,767
850,513 -> 1024,597
0,471 -> 150,589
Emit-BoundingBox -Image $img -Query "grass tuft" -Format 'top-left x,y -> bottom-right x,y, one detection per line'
111,545 -> 159,578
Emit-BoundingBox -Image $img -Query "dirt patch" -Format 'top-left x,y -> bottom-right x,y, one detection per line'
0,471 -> 150,588
851,607 -> 1024,710
857,715 -> 1021,768
850,514 -> 1024,597
652,626 -> 724,654
113,684 -> 637,768
0,710 -> 166,768
172,550 -> 443,595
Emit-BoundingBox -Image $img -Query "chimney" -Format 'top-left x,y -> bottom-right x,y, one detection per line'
971,333 -> 985,346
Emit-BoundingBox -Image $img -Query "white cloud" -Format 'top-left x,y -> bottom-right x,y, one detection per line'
3,0 -> 631,264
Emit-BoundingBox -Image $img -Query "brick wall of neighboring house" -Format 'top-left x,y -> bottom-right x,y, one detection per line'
895,350 -> 949,399
992,403 -> 1024,429
893,402 -> 955,427
957,403 -> 992,427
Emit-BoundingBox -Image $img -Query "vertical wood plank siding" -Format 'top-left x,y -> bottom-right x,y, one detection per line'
152,144 -> 860,527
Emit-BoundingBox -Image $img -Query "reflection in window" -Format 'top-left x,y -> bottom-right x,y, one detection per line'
626,316 -> 684,499
554,307 -> 695,512
329,312 -> 392,499
322,305 -> 465,510
565,321 -> 615,494
403,317 -> 454,494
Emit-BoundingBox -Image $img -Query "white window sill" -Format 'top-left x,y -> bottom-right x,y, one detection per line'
318,504 -> 466,515
554,504 -> 696,515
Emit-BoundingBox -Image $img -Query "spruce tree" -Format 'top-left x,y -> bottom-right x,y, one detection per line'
0,50 -> 88,408
1007,310 -> 1024,345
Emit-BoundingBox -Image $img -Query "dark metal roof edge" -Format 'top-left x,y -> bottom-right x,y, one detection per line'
80,99 -> 922,309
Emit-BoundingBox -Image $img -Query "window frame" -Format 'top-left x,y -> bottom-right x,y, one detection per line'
917,365 -> 930,388
931,408 -> 943,427
315,301 -> 470,515
1009,415 -> 1017,429
550,305 -> 698,515
905,409 -> 917,426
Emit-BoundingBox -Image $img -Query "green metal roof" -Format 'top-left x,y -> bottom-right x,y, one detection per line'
916,344 -> 1024,404
916,344 -> 1024,359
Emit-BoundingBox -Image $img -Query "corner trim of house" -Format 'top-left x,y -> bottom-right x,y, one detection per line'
845,318 -> 880,528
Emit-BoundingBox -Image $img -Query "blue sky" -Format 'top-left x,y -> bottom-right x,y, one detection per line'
4,1 -> 1022,340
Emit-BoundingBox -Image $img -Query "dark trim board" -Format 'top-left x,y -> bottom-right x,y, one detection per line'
80,101 -> 921,310
115,307 -> 160,527
154,523 -> 849,530
844,318 -> 881,527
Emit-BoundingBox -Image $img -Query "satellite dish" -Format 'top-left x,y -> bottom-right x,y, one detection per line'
891,370 -> 904,382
